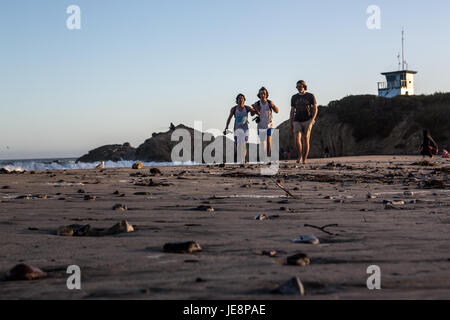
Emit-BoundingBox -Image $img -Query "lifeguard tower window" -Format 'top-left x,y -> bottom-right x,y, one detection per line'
387,75 -> 396,82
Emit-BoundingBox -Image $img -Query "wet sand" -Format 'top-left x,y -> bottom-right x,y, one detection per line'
0,156 -> 449,300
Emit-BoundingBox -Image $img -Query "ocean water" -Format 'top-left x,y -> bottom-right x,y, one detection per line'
0,158 -> 197,172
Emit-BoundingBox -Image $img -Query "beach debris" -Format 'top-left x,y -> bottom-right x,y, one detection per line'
384,200 -> 405,205
149,168 -> 162,176
134,192 -> 152,196
404,191 -> 414,197
112,204 -> 128,211
367,193 -> 377,199
261,250 -> 278,257
304,223 -> 339,236
113,190 -> 120,195
56,221 -> 134,237
293,235 -> 320,245
287,253 -> 311,266
74,224 -> 92,236
15,195 -> 31,200
411,160 -> 437,167
324,195 -> 354,200
135,179 -> 171,187
254,214 -> 268,220
84,195 -> 96,201
1,185 -> 10,189
420,179 -> 446,189
5,264 -> 47,281
77,189 -> 86,193
95,161 -> 105,169
132,162 -> 144,169
241,184 -> 251,188
195,205 -> 215,212
272,179 -> 299,199
163,241 -> 202,254
273,277 -> 305,296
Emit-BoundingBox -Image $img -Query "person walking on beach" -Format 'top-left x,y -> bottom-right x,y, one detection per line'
421,129 -> 439,158
252,87 -> 279,161
224,94 -> 256,163
290,80 -> 317,164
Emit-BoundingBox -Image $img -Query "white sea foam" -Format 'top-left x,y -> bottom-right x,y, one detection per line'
0,159 -> 198,172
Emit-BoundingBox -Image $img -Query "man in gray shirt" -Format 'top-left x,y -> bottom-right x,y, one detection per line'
289,80 -> 318,164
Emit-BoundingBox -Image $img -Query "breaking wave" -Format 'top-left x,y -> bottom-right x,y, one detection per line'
0,159 -> 197,172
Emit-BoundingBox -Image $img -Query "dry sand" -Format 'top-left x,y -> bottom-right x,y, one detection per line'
0,156 -> 449,300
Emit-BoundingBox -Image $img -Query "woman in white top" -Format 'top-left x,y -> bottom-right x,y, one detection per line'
252,87 -> 279,158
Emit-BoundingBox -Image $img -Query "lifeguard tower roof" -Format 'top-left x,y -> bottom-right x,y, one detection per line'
381,70 -> 417,76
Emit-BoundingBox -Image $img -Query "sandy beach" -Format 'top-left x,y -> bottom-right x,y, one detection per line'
0,156 -> 449,300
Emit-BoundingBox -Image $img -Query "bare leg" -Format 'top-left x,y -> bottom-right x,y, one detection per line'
301,127 -> 311,164
267,136 -> 272,158
244,143 -> 247,163
301,135 -> 309,164
295,132 -> 302,163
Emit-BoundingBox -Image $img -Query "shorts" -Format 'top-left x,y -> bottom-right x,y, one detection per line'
234,130 -> 249,145
293,120 -> 315,136
257,128 -> 273,137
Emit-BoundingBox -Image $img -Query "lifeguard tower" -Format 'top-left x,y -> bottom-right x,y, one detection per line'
378,29 -> 417,98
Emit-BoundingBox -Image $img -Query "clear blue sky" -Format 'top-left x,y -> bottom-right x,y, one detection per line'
1,0 -> 449,159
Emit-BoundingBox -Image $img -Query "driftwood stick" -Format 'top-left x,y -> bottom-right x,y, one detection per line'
304,224 -> 339,236
272,179 -> 299,199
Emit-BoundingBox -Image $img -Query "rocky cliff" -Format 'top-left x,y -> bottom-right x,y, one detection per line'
76,143 -> 136,163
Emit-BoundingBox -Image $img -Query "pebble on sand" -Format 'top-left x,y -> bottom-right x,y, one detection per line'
5,263 -> 47,281
104,221 -> 134,235
293,235 -> 320,245
150,168 -> 162,176
163,241 -> 202,254
196,205 -> 215,212
273,277 -> 305,296
261,250 -> 278,257
57,226 -> 75,237
287,253 -> 311,266
112,204 -> 128,211
254,214 -> 268,220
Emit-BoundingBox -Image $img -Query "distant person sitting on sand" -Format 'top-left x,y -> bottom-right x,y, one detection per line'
442,148 -> 449,158
420,129 -> 438,158
224,94 -> 256,163
252,87 -> 279,161
290,80 -> 317,164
